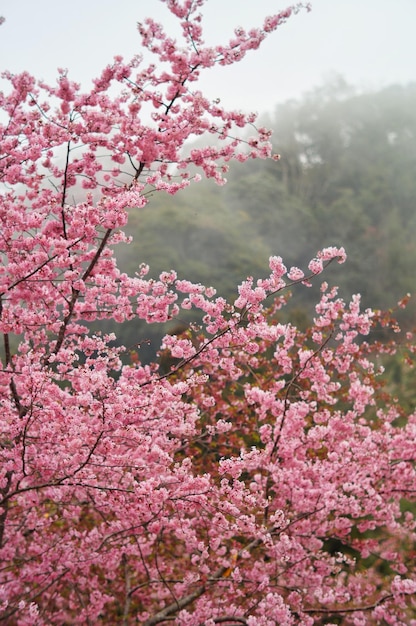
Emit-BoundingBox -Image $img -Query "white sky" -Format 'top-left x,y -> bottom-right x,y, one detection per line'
0,0 -> 415,115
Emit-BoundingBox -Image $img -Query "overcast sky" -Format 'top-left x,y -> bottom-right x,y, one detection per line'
0,0 -> 415,115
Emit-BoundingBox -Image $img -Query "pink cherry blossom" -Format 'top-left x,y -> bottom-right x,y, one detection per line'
0,2 -> 415,625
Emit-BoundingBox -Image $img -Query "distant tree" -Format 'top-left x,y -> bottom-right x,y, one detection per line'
266,80 -> 416,311
0,3 -> 415,625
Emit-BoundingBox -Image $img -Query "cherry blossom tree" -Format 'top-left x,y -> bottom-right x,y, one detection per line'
0,1 -> 415,624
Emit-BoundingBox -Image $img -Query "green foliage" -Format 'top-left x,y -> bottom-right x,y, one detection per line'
110,79 -> 416,367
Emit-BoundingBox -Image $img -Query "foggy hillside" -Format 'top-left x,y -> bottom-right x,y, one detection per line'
100,78 -> 416,361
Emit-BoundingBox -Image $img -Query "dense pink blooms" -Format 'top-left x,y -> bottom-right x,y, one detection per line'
0,2 -> 415,625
